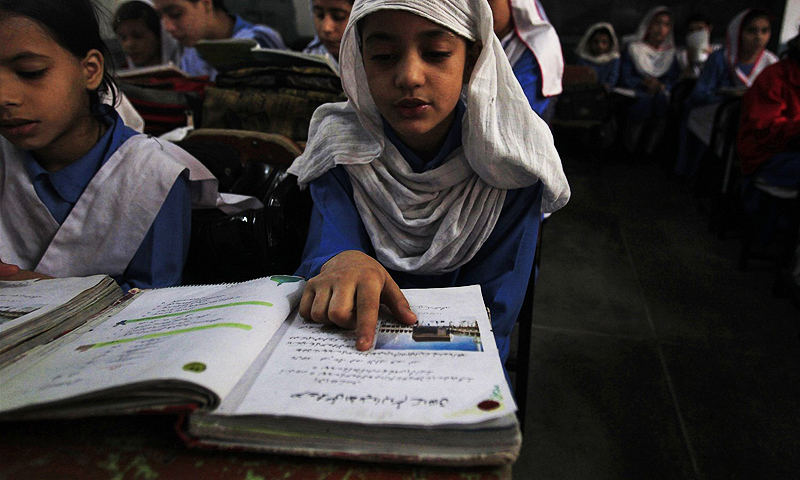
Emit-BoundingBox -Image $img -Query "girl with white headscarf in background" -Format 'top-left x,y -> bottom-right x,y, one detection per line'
487,0 -> 563,122
675,8 -> 777,177
288,0 -> 570,363
619,6 -> 680,155
575,22 -> 621,89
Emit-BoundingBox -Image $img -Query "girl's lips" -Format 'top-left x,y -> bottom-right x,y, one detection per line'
1,120 -> 38,138
394,101 -> 430,118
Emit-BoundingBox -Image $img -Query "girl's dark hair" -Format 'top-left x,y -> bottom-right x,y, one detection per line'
187,0 -> 228,13
0,0 -> 117,110
740,8 -> 774,31
113,1 -> 161,39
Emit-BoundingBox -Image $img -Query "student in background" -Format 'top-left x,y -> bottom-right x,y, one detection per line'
152,0 -> 286,80
619,6 -> 680,155
487,0 -> 563,123
738,28 -> 800,189
575,22 -> 621,89
676,12 -> 719,79
675,8 -> 777,177
288,0 -> 570,363
113,0 -> 182,69
303,0 -> 353,68
0,0 -> 231,290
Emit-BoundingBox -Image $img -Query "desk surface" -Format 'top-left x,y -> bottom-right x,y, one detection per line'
0,415 -> 511,480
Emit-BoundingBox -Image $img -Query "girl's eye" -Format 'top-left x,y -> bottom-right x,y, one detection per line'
426,50 -> 452,60
370,53 -> 395,62
18,69 -> 46,80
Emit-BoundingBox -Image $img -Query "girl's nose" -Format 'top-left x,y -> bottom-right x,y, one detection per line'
395,53 -> 424,90
321,15 -> 335,34
0,76 -> 22,107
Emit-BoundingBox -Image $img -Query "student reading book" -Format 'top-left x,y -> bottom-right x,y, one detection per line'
0,275 -> 520,465
288,0 -> 570,364
0,0 -> 258,291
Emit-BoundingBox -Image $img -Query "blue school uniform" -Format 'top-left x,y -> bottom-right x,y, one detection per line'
511,48 -> 552,120
688,49 -> 753,108
619,49 -> 680,123
24,108 -> 191,291
295,103 -> 543,363
180,15 -> 286,80
575,57 -> 621,88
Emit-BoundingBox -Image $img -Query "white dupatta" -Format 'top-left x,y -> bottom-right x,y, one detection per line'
502,0 -> 564,97
288,0 -> 569,274
724,9 -> 778,87
626,6 -> 676,78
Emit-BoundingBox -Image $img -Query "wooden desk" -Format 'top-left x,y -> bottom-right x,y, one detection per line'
0,415 -> 511,479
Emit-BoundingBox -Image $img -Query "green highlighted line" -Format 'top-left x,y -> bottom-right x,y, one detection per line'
84,323 -> 252,349
123,301 -> 273,324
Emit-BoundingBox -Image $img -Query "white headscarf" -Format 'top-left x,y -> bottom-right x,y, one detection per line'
288,0 -> 569,274
626,6 -> 676,78
575,22 -> 620,64
115,0 -> 182,69
501,0 -> 563,97
724,9 -> 778,87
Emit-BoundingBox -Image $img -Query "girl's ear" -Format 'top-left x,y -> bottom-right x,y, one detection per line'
81,49 -> 105,91
463,41 -> 481,84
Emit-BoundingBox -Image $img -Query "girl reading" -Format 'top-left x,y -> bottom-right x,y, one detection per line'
113,0 -> 182,69
287,0 -> 570,363
303,0 -> 354,68
0,0 -> 249,290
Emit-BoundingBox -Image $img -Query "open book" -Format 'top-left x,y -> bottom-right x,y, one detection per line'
116,62 -> 191,80
0,277 -> 520,466
193,38 -> 339,74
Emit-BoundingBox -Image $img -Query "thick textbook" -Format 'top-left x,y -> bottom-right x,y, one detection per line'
0,277 -> 520,466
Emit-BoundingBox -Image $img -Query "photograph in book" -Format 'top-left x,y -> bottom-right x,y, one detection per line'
374,309 -> 484,352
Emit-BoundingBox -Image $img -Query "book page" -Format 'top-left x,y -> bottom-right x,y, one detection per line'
224,285 -> 516,426
0,275 -> 109,335
0,276 -> 304,413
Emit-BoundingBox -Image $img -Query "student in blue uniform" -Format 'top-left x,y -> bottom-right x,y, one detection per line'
113,0 -> 182,69
619,6 -> 680,155
287,0 -> 570,363
487,0 -> 563,123
575,22 -> 621,89
0,0 -> 237,290
303,0 -> 353,69
152,0 -> 286,80
674,8 -> 777,177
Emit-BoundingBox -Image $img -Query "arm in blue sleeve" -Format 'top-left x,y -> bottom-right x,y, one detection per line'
661,56 -> 681,91
618,52 -> 643,89
251,25 -> 287,50
688,51 -> 725,107
606,58 -> 621,88
117,171 -> 192,291
294,167 -> 373,279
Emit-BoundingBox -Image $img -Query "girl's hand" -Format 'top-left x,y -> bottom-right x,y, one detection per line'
0,259 -> 21,278
298,250 -> 417,351
641,77 -> 665,95
0,258 -> 51,281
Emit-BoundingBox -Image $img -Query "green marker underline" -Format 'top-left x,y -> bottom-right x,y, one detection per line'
87,323 -> 252,349
124,301 -> 273,323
